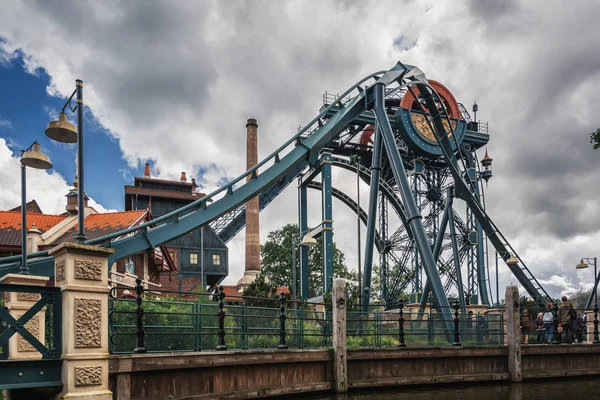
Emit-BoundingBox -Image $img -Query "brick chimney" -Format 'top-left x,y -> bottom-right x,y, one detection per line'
238,118 -> 260,288
180,172 -> 187,182
144,162 -> 151,178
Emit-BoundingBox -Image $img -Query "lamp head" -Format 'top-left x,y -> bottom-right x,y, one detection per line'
300,234 -> 317,247
45,112 -> 77,143
506,254 -> 519,265
576,259 -> 589,269
20,142 -> 52,170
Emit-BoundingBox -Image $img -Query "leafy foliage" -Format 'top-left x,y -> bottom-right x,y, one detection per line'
260,223 -> 356,299
590,128 -> 600,150
242,274 -> 282,308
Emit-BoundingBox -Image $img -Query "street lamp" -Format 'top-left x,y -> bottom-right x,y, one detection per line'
576,257 -> 599,344
291,232 -> 317,305
45,79 -> 87,243
19,142 -> 52,274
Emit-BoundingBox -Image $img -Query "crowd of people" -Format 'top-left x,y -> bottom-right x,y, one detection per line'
520,296 -> 587,344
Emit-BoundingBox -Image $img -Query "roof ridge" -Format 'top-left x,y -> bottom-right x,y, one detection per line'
0,210 -> 64,217
87,210 -> 146,216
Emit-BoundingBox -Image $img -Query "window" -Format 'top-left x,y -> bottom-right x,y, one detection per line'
190,253 -> 198,265
212,254 -> 221,266
125,257 -> 135,275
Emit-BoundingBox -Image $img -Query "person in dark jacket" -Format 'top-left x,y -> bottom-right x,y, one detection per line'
520,309 -> 533,344
558,296 -> 575,343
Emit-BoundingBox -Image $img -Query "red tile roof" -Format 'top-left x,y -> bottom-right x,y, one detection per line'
0,211 -> 66,247
54,210 -> 147,243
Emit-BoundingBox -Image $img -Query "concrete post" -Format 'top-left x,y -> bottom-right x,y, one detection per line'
505,285 -> 522,382
0,274 -> 49,360
48,242 -> 115,400
332,278 -> 347,392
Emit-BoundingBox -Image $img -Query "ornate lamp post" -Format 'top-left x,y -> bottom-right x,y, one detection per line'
19,142 -> 52,274
45,79 -> 87,243
576,257 -> 599,344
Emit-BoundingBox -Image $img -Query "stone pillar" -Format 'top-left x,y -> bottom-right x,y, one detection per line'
48,243 -> 115,400
0,273 -> 49,360
332,278 -> 347,393
505,285 -> 522,382
239,118 -> 260,287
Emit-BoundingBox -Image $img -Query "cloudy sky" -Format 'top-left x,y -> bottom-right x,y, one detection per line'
1,0 -> 599,300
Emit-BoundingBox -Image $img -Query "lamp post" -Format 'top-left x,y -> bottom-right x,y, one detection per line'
19,142 -> 53,274
576,257 -> 599,344
292,232 -> 318,306
45,79 -> 87,243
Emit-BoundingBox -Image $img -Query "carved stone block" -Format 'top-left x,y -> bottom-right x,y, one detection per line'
74,259 -> 102,281
17,292 -> 41,302
17,315 -> 40,352
75,298 -> 102,348
75,366 -> 102,386
55,260 -> 65,282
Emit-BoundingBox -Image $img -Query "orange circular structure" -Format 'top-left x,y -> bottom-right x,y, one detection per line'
400,80 -> 460,119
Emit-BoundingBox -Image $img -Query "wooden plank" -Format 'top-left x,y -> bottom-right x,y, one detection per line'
115,372 -> 131,400
348,373 -> 509,388
110,349 -> 332,373
347,347 -> 507,360
174,382 -> 332,399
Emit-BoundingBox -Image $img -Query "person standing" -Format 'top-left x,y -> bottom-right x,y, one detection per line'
542,303 -> 555,343
558,296 -> 575,344
520,308 -> 533,344
534,312 -> 546,344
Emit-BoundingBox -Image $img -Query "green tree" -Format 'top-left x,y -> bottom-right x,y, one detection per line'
242,274 -> 280,308
260,223 -> 356,299
590,128 -> 600,149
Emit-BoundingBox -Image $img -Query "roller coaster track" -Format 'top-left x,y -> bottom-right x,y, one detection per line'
0,69 -> 387,276
0,62 -> 550,310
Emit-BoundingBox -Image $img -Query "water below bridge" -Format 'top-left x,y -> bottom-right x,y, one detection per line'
288,377 -> 599,400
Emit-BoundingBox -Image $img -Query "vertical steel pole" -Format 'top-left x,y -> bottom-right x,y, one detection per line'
362,122 -> 382,310
594,257 -> 598,310
299,183 -> 309,300
20,162 -> 28,274
356,157 -> 362,311
292,240 -> 297,305
75,79 -> 87,243
496,251 -> 499,306
321,151 -> 334,293
200,226 -> 204,290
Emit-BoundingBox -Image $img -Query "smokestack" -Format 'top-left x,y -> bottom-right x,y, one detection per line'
239,118 -> 260,288
144,163 -> 151,178
180,172 -> 187,182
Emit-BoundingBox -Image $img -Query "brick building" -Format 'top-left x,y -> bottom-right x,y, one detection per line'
124,163 -> 228,294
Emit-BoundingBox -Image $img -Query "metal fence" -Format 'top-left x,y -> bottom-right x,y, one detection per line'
0,283 -> 62,360
346,303 -> 505,348
109,280 -> 332,354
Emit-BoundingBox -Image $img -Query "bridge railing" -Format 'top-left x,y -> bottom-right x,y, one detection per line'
346,303 -> 505,348
0,283 -> 62,360
108,281 -> 332,354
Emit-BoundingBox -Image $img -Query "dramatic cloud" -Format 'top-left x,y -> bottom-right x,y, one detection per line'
1,0 -> 600,298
